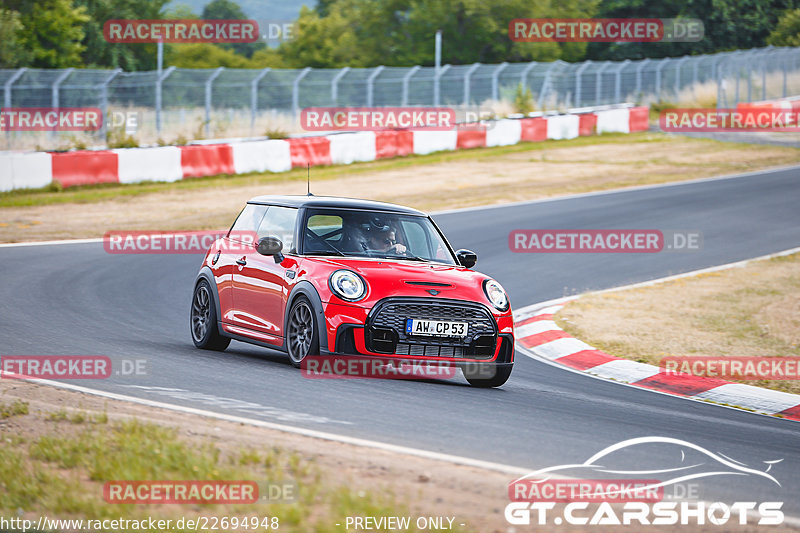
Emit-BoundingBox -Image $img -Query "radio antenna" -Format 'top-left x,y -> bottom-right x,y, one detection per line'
306,164 -> 313,196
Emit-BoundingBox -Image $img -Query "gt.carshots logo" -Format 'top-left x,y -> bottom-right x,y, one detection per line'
103,19 -> 259,43
505,437 -> 785,526
301,107 -> 456,131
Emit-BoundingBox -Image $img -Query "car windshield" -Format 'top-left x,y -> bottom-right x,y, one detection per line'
302,208 -> 456,265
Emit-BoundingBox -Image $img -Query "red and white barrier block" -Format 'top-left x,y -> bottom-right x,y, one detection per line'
0,106 -> 649,191
514,301 -> 800,421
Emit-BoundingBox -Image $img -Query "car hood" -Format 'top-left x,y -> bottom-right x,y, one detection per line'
307,257 -> 501,308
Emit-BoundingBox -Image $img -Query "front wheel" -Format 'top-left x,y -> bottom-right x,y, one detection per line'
190,280 -> 231,351
463,364 -> 512,388
286,297 -> 319,368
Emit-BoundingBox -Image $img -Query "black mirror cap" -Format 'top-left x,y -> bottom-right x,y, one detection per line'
257,236 -> 283,256
456,249 -> 477,268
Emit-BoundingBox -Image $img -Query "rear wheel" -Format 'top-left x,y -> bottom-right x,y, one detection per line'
190,280 -> 230,351
287,297 -> 319,368
463,365 -> 512,388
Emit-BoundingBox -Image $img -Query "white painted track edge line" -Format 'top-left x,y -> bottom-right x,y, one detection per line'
23,377 -> 532,476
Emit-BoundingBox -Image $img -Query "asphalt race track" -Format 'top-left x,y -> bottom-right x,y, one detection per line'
2,166 -> 800,516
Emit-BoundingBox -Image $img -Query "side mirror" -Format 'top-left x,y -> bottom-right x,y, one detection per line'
257,236 -> 284,263
456,249 -> 477,268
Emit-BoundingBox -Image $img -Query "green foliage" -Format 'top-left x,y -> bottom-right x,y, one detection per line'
513,83 -> 535,114
0,400 -> 29,418
277,0 -> 596,68
202,0 -> 266,58
5,0 -> 89,68
586,0 -> 800,60
768,8 -> 800,46
0,9 -> 31,67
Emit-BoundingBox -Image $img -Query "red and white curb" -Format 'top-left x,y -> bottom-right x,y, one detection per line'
0,106 -> 649,192
513,298 -> 800,422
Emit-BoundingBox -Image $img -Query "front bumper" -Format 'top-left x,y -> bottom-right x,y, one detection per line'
322,298 -> 515,365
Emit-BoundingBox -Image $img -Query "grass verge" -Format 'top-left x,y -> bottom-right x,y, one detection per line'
556,253 -> 800,395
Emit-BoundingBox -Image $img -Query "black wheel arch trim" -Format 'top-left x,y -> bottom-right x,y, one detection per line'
284,281 -> 330,355
195,266 -> 225,337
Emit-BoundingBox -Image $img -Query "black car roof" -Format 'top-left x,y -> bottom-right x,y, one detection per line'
247,195 -> 425,216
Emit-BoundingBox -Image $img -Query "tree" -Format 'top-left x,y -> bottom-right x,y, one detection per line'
0,9 -> 31,68
75,0 -> 170,70
202,0 -> 265,58
768,8 -> 800,46
6,0 -> 89,68
277,0 -> 598,68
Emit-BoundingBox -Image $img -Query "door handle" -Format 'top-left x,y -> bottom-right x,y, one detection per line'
236,258 -> 247,266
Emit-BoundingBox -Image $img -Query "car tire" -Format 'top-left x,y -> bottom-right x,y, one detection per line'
463,365 -> 512,388
286,296 -> 319,368
190,279 -> 231,351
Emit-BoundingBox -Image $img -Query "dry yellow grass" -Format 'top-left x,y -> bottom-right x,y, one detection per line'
556,253 -> 800,394
3,133 -> 800,243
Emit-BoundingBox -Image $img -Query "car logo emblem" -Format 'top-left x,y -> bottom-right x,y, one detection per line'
427,289 -> 440,295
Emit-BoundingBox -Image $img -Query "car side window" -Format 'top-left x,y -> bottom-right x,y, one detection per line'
257,206 -> 299,251
229,204 -> 268,241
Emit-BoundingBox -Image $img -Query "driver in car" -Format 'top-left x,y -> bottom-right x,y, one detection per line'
367,226 -> 407,254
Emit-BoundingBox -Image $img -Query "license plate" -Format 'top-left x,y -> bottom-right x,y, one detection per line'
405,318 -> 468,337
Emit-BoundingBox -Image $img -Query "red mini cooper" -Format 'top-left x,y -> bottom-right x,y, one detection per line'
191,195 -> 515,387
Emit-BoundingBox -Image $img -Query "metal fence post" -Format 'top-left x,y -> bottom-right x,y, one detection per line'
4,68 -> 26,146
52,68 -> 74,110
635,59 -> 649,99
538,62 -> 560,109
491,62 -> 508,102
331,66 -> 350,105
155,66 -> 175,136
4,68 -> 26,109
292,67 -> 312,116
98,68 -> 122,142
674,56 -> 689,98
50,68 -> 74,139
595,62 -> 611,105
575,61 -> 591,107
401,65 -> 420,106
520,61 -> 537,92
614,60 -> 630,103
463,63 -> 480,106
251,68 -> 271,131
655,59 -> 668,101
205,67 -> 224,138
433,64 -> 450,106
367,65 -> 384,107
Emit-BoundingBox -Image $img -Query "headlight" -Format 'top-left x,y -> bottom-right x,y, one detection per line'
483,279 -> 509,311
329,270 -> 367,301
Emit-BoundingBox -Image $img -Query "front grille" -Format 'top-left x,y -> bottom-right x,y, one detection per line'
367,298 -> 497,358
